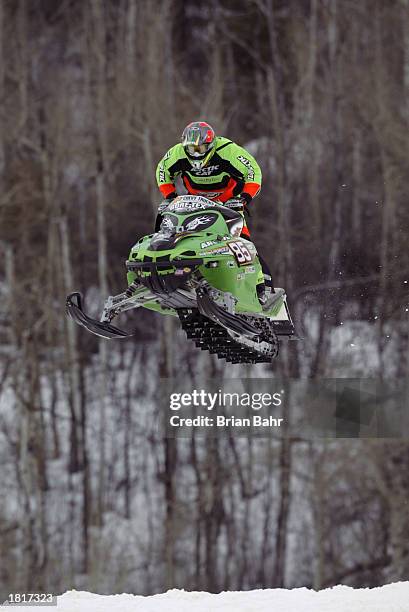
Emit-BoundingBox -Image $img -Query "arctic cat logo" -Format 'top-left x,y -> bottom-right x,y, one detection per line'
192,165 -> 220,176
201,240 -> 219,248
237,155 -> 255,180
185,216 -> 214,231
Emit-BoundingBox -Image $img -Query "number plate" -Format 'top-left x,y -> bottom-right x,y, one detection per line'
228,241 -> 254,266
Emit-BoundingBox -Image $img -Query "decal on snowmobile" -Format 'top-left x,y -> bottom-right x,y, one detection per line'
168,201 -> 207,212
161,215 -> 178,232
175,268 -> 190,276
200,246 -> 230,256
168,195 -> 214,213
228,219 -> 244,237
201,240 -> 219,249
183,214 -> 218,231
228,241 -> 254,265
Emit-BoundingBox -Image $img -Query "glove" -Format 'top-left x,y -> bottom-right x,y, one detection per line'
165,191 -> 177,201
240,192 -> 252,207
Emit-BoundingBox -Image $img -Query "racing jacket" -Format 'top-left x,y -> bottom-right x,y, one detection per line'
156,137 -> 262,205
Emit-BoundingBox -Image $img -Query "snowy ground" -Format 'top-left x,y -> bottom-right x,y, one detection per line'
8,583 -> 409,611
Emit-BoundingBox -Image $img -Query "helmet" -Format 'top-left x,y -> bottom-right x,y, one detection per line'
182,121 -> 216,169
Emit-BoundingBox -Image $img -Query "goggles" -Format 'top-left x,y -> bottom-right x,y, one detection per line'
185,143 -> 209,157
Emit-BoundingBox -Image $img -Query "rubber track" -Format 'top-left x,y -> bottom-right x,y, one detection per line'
177,308 -> 273,364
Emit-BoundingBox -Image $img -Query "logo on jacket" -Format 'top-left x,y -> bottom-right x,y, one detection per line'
237,155 -> 255,180
191,165 -> 220,176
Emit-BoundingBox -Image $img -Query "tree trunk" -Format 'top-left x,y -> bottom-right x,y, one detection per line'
272,388 -> 292,587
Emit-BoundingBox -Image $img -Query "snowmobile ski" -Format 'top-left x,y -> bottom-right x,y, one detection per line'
66,292 -> 132,339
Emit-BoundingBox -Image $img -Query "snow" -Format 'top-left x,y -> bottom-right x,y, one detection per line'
12,583 -> 409,611
328,320 -> 382,376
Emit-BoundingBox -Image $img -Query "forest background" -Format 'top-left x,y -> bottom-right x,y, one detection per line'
1,0 -> 409,600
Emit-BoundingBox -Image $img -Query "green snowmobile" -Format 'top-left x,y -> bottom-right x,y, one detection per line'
66,195 -> 296,363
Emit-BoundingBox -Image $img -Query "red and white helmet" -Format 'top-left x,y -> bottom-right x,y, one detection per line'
181,121 -> 216,169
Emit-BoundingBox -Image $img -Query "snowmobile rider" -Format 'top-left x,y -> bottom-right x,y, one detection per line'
155,121 -> 274,305
156,121 -> 261,240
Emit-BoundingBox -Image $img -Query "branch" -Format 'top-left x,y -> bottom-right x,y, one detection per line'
323,554 -> 391,587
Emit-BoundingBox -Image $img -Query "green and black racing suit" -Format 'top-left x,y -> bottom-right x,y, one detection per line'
156,136 -> 262,239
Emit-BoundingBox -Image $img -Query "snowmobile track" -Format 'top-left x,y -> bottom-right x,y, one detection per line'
177,308 -> 275,364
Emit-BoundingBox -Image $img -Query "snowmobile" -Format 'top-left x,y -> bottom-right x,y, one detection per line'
66,195 -> 297,363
